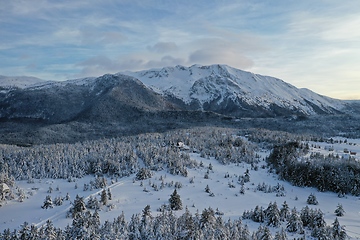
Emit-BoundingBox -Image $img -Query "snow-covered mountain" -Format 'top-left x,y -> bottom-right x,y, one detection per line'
0,74 -> 177,123
0,64 -> 357,126
124,64 -> 347,116
0,75 -> 51,88
1,64 -> 360,145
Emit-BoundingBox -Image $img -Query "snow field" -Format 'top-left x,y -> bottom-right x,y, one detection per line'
1,148 -> 360,238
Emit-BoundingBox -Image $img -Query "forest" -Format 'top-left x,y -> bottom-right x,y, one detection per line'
0,126 -> 354,239
267,141 -> 360,195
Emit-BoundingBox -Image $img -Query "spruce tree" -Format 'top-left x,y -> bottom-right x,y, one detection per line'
205,185 -> 211,193
311,209 -> 326,229
243,169 -> 250,183
280,201 -> 290,221
334,203 -> 345,217
274,228 -> 287,240
142,205 -> 152,221
43,220 -> 57,240
87,196 -> 100,210
169,189 -> 182,210
53,196 -> 63,206
252,205 -> 265,223
101,189 -> 108,206
18,222 -> 31,240
265,202 -> 281,227
262,226 -> 273,240
42,195 -> 53,209
300,206 -> 311,227
286,208 -> 304,234
107,188 -> 112,200
307,193 -> 319,205
70,195 -> 86,218
332,217 -> 347,240
200,207 -> 216,228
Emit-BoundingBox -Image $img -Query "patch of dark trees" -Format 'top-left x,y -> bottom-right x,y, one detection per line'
267,142 -> 360,196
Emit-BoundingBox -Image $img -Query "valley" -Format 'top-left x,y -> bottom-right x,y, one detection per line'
0,64 -> 360,239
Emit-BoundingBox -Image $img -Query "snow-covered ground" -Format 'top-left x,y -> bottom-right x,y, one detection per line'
307,137 -> 360,161
1,148 -> 360,238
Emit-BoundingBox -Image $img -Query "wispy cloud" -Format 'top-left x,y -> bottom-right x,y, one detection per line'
0,0 -> 359,99
147,42 -> 178,53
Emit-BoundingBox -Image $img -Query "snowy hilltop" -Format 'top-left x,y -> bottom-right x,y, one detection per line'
123,64 -> 347,116
0,75 -> 51,89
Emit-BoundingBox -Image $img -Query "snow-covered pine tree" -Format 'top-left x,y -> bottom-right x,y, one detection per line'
43,219 -> 57,240
107,188 -> 112,200
300,206 -> 311,227
53,196 -> 63,206
307,193 -> 319,205
239,184 -> 245,194
332,217 -> 347,240
169,189 -> 182,210
205,184 -> 211,193
178,207 -> 196,239
311,225 -> 330,240
200,207 -> 216,229
274,228 -> 287,240
265,202 -> 281,227
310,209 -> 326,229
255,225 -> 272,240
243,169 -> 250,183
88,210 -> 101,235
252,205 -> 265,223
69,195 -> 86,218
87,195 -> 100,210
112,212 -> 128,238
136,168 -> 152,180
101,189 -> 108,206
142,205 -> 152,222
334,203 -> 345,217
286,208 -> 304,234
18,222 -> 31,240
128,214 -> 141,240
41,195 -> 53,209
140,205 -> 153,240
280,201 -> 290,221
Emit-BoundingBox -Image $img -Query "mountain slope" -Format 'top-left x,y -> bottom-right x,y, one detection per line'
0,74 -> 177,123
124,64 -> 347,117
0,64 -> 351,122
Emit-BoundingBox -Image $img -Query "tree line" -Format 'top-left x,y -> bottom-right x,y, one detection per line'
267,141 -> 360,195
0,127 -> 256,183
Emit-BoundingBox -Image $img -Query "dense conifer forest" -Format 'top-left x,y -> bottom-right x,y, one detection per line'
0,126 -> 355,239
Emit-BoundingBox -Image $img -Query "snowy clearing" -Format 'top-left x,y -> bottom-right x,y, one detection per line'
1,148 -> 360,238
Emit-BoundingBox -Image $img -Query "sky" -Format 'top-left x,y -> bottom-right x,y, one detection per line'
0,0 -> 359,99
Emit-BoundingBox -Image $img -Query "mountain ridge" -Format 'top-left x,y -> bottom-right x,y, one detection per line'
122,64 -> 348,116
1,64 -> 358,121
1,64 -> 360,145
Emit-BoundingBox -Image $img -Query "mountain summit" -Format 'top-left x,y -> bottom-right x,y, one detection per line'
123,64 -> 346,117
